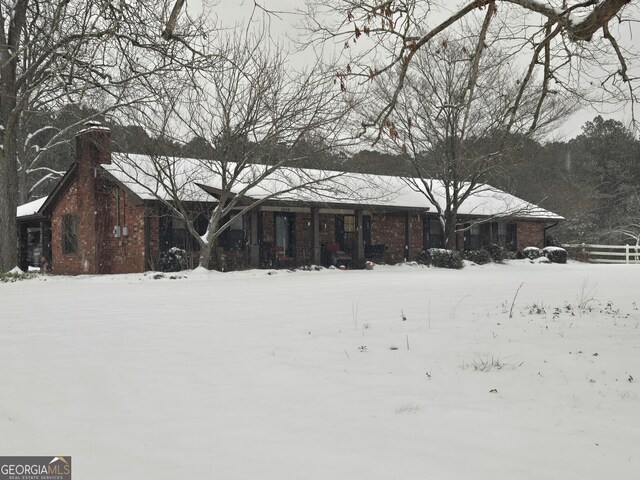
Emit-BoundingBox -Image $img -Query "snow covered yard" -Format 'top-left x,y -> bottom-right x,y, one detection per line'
1,262 -> 639,479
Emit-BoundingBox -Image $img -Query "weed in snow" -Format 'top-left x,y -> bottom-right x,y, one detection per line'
576,278 -> 598,314
461,355 -> 511,372
395,403 -> 421,414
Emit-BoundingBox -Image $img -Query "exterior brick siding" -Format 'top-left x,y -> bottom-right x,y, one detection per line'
44,126 -> 554,273
295,212 -> 312,265
517,221 -> 546,250
408,213 -> 423,260
371,212 -> 407,263
51,127 -> 152,275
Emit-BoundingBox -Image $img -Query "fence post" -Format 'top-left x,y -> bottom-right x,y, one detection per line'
626,244 -> 629,264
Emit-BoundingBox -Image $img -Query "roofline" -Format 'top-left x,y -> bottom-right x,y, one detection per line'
17,213 -> 48,223
107,152 -> 563,219
99,168 -> 145,205
40,163 -> 78,215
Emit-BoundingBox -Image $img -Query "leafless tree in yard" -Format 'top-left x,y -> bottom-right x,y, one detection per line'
371,35 -> 573,249
0,0 -> 214,271
114,32 -> 358,270
302,0 -> 639,136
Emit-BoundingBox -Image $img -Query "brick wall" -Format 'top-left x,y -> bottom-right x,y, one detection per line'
295,212 -> 312,265
147,211 -> 160,269
94,185 -> 148,274
51,125 -> 154,275
51,177 -> 88,275
408,213 -> 423,260
371,212 -> 407,263
517,221 -> 546,250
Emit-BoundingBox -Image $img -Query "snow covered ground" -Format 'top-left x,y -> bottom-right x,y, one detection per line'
1,261 -> 639,479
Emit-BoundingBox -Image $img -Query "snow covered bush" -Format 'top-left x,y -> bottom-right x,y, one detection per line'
543,246 -> 567,264
0,271 -> 35,283
464,249 -> 492,265
484,243 -> 508,263
418,249 -> 464,269
156,247 -> 188,272
521,246 -> 542,260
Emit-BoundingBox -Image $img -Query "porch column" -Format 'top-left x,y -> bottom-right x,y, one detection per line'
355,209 -> 364,266
311,207 -> 321,265
249,208 -> 260,267
404,212 -> 411,261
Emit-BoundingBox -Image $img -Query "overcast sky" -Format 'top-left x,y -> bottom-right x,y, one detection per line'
189,0 -> 639,141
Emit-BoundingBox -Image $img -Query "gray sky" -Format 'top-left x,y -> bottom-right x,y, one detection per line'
189,0 -> 639,141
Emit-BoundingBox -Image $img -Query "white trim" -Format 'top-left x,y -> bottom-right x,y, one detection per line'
260,206 -> 311,213
319,208 -> 355,215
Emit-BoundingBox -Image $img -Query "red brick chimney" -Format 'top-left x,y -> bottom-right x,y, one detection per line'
76,121 -> 111,166
72,122 -> 112,274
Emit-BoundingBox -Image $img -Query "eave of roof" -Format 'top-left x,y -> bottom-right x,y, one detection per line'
40,163 -> 78,216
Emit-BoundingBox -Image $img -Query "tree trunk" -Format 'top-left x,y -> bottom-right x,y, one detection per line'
199,212 -> 224,270
199,241 -> 215,270
0,149 -> 18,271
199,237 -> 224,270
0,0 -> 27,272
443,211 -> 459,250
0,84 -> 20,271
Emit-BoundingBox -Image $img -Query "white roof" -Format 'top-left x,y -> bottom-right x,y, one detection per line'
104,153 -> 563,220
25,152 -> 559,221
16,197 -> 47,218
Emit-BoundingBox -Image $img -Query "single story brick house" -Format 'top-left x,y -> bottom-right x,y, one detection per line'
17,124 -> 563,274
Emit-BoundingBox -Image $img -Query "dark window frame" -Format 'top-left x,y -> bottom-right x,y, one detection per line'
220,213 -> 246,252
424,217 -> 444,249
62,214 -> 79,254
464,223 -> 481,251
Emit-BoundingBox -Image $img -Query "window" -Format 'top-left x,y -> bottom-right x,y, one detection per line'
424,218 -> 444,249
172,217 -> 192,251
464,223 -> 481,251
490,221 -> 517,251
221,213 -> 245,251
462,221 -> 518,251
62,215 -> 78,254
275,213 -> 295,257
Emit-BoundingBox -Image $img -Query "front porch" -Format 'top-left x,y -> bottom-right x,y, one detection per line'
17,215 -> 51,272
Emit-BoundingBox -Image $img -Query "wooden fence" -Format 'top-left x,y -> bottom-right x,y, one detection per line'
562,243 -> 640,264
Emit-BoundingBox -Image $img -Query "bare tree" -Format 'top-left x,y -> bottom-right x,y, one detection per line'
372,36 -> 572,249
113,33 -> 358,270
0,0 -> 213,271
615,224 -> 640,245
303,0 -> 639,137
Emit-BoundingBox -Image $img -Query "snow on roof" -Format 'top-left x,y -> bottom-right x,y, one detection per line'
103,153 -> 563,220
17,196 -> 47,218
